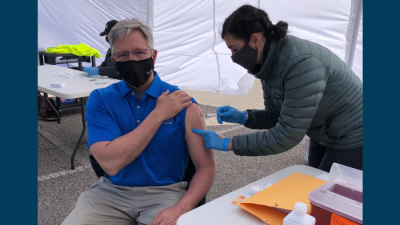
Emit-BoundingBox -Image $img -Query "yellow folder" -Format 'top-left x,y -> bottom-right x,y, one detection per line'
237,172 -> 326,225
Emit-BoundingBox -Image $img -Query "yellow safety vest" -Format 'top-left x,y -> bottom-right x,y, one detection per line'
46,43 -> 101,58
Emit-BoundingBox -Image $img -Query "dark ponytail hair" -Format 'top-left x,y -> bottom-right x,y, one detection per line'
221,5 -> 288,42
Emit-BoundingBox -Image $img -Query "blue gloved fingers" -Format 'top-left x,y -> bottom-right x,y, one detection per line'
192,128 -> 231,151
240,112 -> 247,125
84,67 -> 99,76
220,111 -> 231,125
221,111 -> 232,117
217,105 -> 233,124
216,107 -> 223,124
192,128 -> 209,135
203,132 -> 213,149
223,138 -> 231,151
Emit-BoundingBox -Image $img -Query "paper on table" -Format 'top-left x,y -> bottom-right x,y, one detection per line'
238,172 -> 326,225
50,82 -> 66,88
238,203 -> 288,225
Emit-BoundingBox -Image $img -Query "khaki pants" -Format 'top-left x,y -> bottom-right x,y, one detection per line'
61,177 -> 187,225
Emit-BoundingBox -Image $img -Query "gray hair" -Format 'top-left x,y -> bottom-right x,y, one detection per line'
108,18 -> 154,54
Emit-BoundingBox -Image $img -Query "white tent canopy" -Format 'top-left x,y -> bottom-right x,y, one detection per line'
38,0 -> 363,96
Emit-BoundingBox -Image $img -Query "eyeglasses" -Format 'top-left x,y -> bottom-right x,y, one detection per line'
113,49 -> 153,61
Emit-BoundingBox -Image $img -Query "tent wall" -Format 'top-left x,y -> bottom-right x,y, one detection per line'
352,14 -> 363,80
38,0 -> 363,95
38,0 -> 148,66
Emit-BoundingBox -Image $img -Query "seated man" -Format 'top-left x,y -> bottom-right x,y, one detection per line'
61,18 -> 216,225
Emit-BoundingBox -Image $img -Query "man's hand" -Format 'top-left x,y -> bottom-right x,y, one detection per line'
153,90 -> 192,121
150,204 -> 187,225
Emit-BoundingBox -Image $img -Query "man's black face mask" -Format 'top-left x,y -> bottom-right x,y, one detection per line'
115,57 -> 154,88
105,37 -> 109,43
231,42 -> 258,75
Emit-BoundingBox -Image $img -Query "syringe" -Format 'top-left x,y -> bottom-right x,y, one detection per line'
202,113 -> 223,118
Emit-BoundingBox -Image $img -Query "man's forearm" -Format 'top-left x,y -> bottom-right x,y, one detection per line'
95,110 -> 164,175
174,165 -> 215,212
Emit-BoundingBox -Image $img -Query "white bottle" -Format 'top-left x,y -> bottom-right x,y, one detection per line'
283,202 -> 316,225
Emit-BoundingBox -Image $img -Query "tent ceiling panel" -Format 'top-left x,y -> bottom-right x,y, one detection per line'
154,0 -> 213,33
213,0 -> 259,54
91,0 -> 147,26
38,0 -> 362,94
156,54 -> 220,93
154,31 -> 214,56
260,0 -> 351,60
59,0 -> 95,25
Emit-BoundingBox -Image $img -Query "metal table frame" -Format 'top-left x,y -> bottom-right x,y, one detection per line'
38,51 -> 96,67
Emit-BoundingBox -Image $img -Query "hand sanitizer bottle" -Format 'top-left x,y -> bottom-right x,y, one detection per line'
283,202 -> 316,225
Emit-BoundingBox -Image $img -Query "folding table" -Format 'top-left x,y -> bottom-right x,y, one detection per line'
177,165 -> 327,225
38,65 -> 120,169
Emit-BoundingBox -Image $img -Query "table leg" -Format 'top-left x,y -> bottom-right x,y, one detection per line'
43,92 -> 61,124
39,53 -> 44,65
91,55 -> 96,67
56,97 -> 62,111
71,97 -> 86,170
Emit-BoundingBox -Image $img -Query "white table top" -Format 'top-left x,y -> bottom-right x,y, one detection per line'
38,65 -> 120,99
177,165 -> 327,225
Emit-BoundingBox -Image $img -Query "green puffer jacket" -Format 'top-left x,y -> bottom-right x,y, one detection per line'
232,35 -> 363,156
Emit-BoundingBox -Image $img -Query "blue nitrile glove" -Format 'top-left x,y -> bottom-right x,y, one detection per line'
84,67 -> 99,76
216,105 -> 247,125
192,129 -> 231,151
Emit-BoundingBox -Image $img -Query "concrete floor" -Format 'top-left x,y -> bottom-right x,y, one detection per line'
38,80 -> 309,225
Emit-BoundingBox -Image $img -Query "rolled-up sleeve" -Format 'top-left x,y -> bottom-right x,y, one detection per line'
85,90 -> 122,148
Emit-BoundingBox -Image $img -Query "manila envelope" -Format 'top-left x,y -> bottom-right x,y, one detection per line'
238,172 -> 326,225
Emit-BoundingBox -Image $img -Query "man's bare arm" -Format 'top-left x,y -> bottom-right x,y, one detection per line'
90,90 -> 192,176
150,103 -> 216,225
177,104 -> 216,210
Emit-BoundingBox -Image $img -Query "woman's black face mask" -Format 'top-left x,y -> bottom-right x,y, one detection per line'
115,57 -> 155,88
231,42 -> 258,75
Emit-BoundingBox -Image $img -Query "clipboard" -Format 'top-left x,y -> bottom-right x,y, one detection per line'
237,172 -> 326,225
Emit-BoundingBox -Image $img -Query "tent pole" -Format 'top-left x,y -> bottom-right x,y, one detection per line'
147,0 -> 154,29
345,0 -> 363,68
212,0 -> 221,94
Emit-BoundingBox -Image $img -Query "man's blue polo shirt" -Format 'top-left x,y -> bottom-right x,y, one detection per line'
85,72 -> 197,187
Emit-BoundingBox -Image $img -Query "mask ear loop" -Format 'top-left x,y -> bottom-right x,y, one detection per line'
149,49 -> 155,72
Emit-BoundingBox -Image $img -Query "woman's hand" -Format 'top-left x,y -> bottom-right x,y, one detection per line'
216,105 -> 247,125
192,129 -> 231,151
